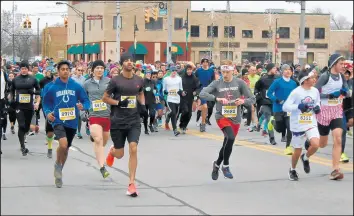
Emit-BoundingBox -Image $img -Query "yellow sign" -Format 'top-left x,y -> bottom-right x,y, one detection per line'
59,107 -> 76,121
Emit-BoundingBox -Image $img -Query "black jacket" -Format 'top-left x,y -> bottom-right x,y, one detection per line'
142,78 -> 157,105
39,76 -> 54,90
254,74 -> 278,106
181,73 -> 200,101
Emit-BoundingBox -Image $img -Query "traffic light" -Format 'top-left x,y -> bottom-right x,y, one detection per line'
152,7 -> 159,21
144,8 -> 150,23
27,20 -> 31,28
64,17 -> 68,28
23,21 -> 28,28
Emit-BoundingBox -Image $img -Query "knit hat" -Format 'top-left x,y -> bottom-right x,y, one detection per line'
119,52 -> 134,65
328,53 -> 344,68
266,63 -> 275,72
241,68 -> 248,76
281,64 -> 290,71
19,61 -> 30,69
92,60 -> 105,71
256,64 -> 263,70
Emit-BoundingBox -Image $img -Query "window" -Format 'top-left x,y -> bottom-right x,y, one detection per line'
113,16 -> 123,29
191,25 -> 200,37
242,30 -> 253,38
278,27 -> 290,39
220,51 -> 233,61
199,51 -> 212,60
299,27 -> 310,39
224,26 -> 235,38
75,23 -> 76,33
207,26 -> 218,37
89,20 -> 91,31
145,17 -> 163,30
174,18 -> 183,30
262,30 -> 271,38
315,28 -> 325,39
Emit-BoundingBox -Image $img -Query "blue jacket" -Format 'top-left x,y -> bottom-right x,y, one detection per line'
267,77 -> 297,113
42,77 -> 90,129
195,67 -> 214,88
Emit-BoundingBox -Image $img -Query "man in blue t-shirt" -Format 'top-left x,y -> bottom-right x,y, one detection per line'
195,58 -> 214,132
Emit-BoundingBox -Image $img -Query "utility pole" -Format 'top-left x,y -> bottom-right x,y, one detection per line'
133,15 -> 137,61
185,8 -> 189,61
166,1 -> 173,64
226,1 -> 230,60
274,18 -> 278,64
12,1 -> 15,63
116,1 -> 121,62
37,18 -> 40,56
299,1 -> 306,66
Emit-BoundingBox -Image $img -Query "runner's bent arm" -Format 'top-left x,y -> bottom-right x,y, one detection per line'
42,84 -> 54,117
77,84 -> 91,110
199,80 -> 217,101
102,79 -> 119,105
137,91 -> 145,105
283,91 -> 298,112
267,79 -> 278,102
34,79 -> 41,104
315,73 -> 330,99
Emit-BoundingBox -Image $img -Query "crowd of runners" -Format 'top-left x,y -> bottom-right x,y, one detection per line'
0,53 -> 352,196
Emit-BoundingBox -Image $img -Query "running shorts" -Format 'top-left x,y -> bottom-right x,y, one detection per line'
344,108 -> 353,121
53,124 -> 77,148
318,118 -> 342,136
216,118 -> 240,137
110,123 -> 141,149
156,103 -> 164,110
291,127 -> 319,149
89,117 -> 111,132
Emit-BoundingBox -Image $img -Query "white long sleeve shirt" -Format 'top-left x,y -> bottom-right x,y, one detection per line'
283,86 -> 320,132
163,76 -> 183,104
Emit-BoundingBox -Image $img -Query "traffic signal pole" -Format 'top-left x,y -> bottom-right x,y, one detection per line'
116,1 -> 121,62
82,12 -> 85,62
166,1 -> 173,64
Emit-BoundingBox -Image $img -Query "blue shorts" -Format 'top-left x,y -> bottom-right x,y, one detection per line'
156,103 -> 164,110
200,87 -> 207,105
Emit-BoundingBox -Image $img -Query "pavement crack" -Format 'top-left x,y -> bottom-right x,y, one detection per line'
72,145 -> 210,216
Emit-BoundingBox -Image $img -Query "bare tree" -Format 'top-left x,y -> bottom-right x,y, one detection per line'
309,7 -> 352,30
310,7 -> 324,14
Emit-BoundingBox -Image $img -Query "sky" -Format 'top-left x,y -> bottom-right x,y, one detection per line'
1,1 -> 353,32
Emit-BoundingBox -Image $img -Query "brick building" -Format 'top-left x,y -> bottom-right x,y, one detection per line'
41,25 -> 67,62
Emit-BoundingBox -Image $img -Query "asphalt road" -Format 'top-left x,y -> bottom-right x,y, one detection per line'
1,112 -> 353,215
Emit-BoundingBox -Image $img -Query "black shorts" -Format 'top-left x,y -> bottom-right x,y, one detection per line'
53,125 -> 77,148
344,108 -> 353,121
45,120 -> 54,133
318,118 -> 343,136
110,123 -> 141,149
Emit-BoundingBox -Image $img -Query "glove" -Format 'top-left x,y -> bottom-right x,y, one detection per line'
145,87 -> 151,92
177,90 -> 183,96
313,105 -> 321,114
298,103 -> 310,113
328,91 -> 341,99
275,99 -> 284,104
163,90 -> 168,95
140,104 -> 147,115
118,97 -> 129,108
340,88 -> 348,96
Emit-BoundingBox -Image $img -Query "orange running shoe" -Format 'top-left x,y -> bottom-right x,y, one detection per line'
165,123 -> 170,130
106,146 -> 115,167
126,183 -> 138,197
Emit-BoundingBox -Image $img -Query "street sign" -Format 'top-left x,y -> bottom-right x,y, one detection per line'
297,45 -> 307,59
158,2 -> 167,16
159,9 -> 167,16
87,15 -> 103,20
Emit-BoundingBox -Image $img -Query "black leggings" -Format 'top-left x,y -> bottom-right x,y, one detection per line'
16,109 -> 33,148
242,104 -> 252,126
207,101 -> 215,120
166,102 -> 179,131
273,112 -> 292,147
179,98 -> 193,129
196,110 -> 201,122
216,127 -> 236,166
142,104 -> 156,131
2,114 -> 7,133
0,99 -> 5,144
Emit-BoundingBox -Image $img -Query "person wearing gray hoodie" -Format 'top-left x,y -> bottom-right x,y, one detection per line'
83,60 -> 111,179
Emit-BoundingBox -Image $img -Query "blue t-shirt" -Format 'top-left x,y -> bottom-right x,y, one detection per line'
195,67 -> 214,88
267,77 -> 298,113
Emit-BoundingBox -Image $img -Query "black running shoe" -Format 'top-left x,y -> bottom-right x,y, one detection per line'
301,154 -> 310,173
288,169 -> 299,181
2,134 -> 7,140
200,124 -> 206,132
21,147 -> 29,156
11,126 -> 15,134
270,137 -> 277,145
281,136 -> 286,142
256,124 -> 261,132
174,130 -> 180,136
145,130 -> 149,135
100,166 -> 110,179
149,125 -> 155,133
206,118 -> 212,126
211,161 -> 219,180
47,149 -> 53,158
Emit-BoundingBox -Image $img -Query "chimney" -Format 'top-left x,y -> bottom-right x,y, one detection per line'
203,8 -> 205,12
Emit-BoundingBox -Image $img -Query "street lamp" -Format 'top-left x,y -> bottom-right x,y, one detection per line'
286,1 -> 306,66
133,15 -> 139,61
56,2 -> 85,61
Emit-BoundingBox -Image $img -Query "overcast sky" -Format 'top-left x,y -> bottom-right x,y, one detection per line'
1,1 -> 353,32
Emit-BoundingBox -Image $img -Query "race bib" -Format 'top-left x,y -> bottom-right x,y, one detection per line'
328,98 -> 342,105
298,113 -> 313,124
59,107 -> 76,121
19,94 -> 31,103
169,89 -> 178,96
155,96 -> 160,103
121,96 -> 136,108
222,106 -> 237,118
92,100 -> 107,111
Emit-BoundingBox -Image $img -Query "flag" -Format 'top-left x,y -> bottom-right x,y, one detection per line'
186,31 -> 190,51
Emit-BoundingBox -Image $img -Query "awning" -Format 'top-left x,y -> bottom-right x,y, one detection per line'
67,46 -> 77,54
90,43 -> 100,54
76,45 -> 83,54
84,44 -> 91,54
164,44 -> 184,55
128,43 -> 148,55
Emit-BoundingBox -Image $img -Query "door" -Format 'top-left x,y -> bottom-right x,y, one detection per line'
307,52 -> 314,64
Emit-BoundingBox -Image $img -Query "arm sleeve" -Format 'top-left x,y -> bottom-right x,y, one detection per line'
254,79 -> 261,95
267,79 -> 278,102
239,79 -> 256,106
34,79 -> 41,95
42,85 -> 54,116
9,78 -> 15,97
179,77 -> 183,91
315,73 -> 330,99
199,80 -> 217,101
315,89 -> 321,107
283,90 -> 299,112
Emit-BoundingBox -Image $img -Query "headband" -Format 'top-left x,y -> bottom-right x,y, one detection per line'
220,65 -> 234,71
299,71 -> 315,85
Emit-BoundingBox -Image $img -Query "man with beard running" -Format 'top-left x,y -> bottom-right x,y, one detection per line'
200,64 -> 255,180
179,64 -> 200,134
8,61 -> 41,156
102,53 -> 146,197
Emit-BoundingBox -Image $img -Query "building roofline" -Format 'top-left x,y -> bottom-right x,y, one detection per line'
190,10 -> 331,16
330,30 -> 353,32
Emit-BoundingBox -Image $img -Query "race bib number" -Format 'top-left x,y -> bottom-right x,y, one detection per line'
222,106 -> 237,118
92,100 -> 107,111
298,113 -> 313,124
169,89 -> 178,96
121,96 -> 136,108
19,94 -> 31,103
328,98 -> 342,105
59,107 -> 76,121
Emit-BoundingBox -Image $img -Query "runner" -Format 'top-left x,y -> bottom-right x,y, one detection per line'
163,66 -> 185,136
247,65 -> 260,132
71,65 -> 86,139
83,60 -> 111,178
195,58 -> 215,132
267,64 -> 298,155
179,64 -> 200,134
199,64 -> 256,180
315,54 -> 350,180
154,70 -> 165,129
8,61 -> 41,156
283,71 -> 321,181
1,67 -> 8,153
102,53 -> 146,197
341,68 -> 353,162
141,69 -> 158,134
42,60 -> 91,188
5,72 -> 16,136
